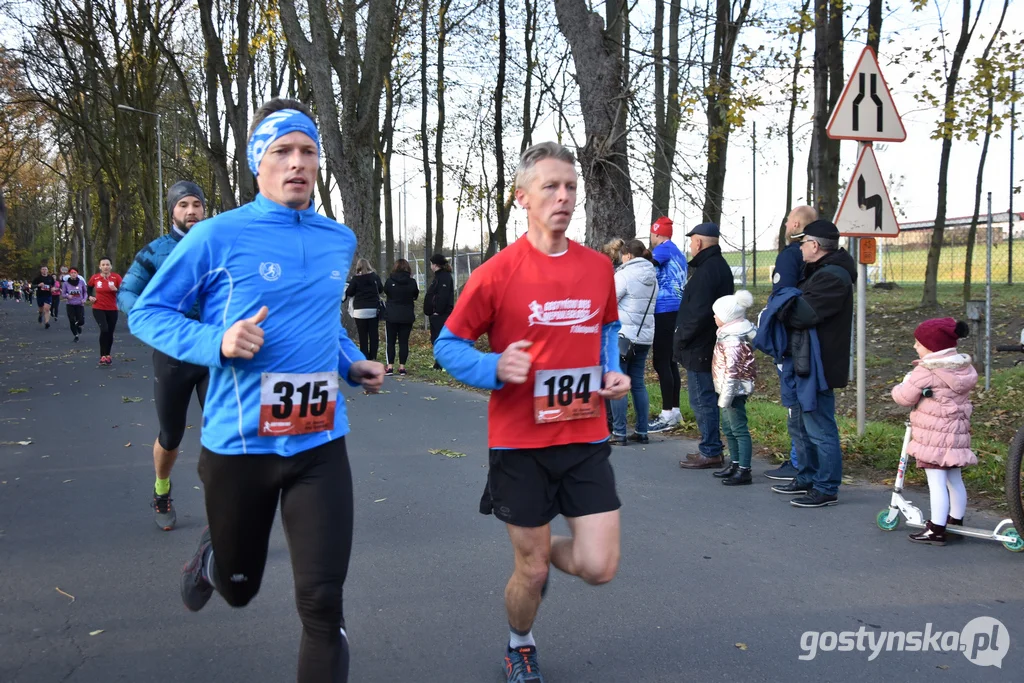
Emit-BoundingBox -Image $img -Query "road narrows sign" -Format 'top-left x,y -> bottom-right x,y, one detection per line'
826,46 -> 906,142
834,146 -> 900,237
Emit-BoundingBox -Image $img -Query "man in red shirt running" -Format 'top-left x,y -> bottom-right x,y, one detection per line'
434,142 -> 630,683
88,257 -> 123,365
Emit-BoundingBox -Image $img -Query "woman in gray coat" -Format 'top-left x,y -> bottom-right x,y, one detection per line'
611,239 -> 659,444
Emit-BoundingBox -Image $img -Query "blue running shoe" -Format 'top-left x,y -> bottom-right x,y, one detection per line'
503,645 -> 544,682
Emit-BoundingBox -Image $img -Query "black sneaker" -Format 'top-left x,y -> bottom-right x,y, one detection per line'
38,313 -> 42,323
713,462 -> 739,479
628,433 -> 649,445
764,461 -> 798,481
610,432 -> 628,446
152,485 -> 176,531
790,489 -> 839,508
503,645 -> 545,682
45,323 -> 49,329
772,480 -> 812,495
181,527 -> 215,612
73,334 -> 79,343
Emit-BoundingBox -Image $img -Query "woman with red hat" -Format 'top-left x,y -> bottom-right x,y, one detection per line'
891,317 -> 977,546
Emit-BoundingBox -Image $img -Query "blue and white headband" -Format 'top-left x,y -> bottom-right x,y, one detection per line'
246,108 -> 320,176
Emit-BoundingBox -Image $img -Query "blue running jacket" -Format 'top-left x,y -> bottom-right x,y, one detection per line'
130,194 -> 366,456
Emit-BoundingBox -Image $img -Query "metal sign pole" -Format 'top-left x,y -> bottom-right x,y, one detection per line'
856,142 -> 869,436
986,192 -> 993,390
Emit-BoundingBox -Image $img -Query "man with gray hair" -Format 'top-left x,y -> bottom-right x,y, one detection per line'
435,140 -> 630,683
764,204 -> 817,481
771,219 -> 856,507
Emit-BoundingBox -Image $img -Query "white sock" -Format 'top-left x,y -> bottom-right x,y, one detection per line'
659,410 -> 673,420
671,408 -> 682,421
946,467 -> 968,520
925,469 -> 951,526
509,628 -> 536,649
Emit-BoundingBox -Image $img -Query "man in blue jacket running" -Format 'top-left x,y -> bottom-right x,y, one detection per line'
119,180 -> 208,531
130,98 -> 383,683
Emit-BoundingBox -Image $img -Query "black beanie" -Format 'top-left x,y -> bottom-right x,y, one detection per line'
166,181 -> 206,217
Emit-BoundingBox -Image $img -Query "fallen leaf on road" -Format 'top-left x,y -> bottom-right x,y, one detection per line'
124,442 -> 131,447
7,388 -> 27,394
374,498 -> 387,503
428,448 -> 466,458
89,630 -> 104,636
936,665 -> 949,670
63,479 -> 73,483
121,396 -> 143,403
194,486 -> 200,490
56,587 -> 75,603
735,643 -> 748,651
422,396 -> 438,401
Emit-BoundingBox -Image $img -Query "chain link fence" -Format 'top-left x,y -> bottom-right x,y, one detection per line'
724,212 -> 1023,288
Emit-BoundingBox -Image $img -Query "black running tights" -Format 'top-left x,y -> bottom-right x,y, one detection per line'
198,437 -> 354,683
92,308 -> 118,356
354,316 -> 379,361
652,311 -> 681,412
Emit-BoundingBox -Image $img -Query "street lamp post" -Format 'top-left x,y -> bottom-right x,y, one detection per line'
117,104 -> 165,234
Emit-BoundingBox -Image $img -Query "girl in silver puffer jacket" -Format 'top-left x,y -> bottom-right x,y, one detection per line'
710,290 -> 757,485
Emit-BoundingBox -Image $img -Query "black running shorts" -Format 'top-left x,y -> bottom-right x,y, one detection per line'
36,293 -> 52,307
153,349 -> 209,451
480,441 -> 621,528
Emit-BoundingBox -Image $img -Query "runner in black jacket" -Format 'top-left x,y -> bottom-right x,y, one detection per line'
424,253 -> 454,370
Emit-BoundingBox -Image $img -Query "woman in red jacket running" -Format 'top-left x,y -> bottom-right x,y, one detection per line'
88,257 -> 123,365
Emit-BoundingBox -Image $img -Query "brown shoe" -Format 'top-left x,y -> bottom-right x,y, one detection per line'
679,454 -> 724,469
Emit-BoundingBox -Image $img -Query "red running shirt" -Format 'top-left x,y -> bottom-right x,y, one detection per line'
88,273 -> 122,311
446,236 -> 618,449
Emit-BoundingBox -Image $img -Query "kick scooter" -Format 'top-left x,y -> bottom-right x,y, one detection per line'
875,423 -> 1024,552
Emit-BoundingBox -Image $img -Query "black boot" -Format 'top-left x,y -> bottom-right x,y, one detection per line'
909,520 -> 947,546
722,467 -> 752,486
946,515 -> 964,541
713,462 -> 739,479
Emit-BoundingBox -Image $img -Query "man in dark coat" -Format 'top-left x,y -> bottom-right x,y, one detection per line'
771,219 -> 856,508
675,222 -> 735,469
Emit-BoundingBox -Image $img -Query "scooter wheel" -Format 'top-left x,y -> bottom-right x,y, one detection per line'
1001,529 -> 1024,553
876,509 -> 899,531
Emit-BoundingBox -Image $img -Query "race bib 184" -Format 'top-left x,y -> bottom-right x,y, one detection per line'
259,371 -> 338,436
532,366 -> 601,424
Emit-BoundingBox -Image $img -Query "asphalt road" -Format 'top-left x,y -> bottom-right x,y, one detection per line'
1,301 -> 1022,683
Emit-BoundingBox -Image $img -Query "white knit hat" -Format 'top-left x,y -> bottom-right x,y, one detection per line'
712,290 -> 754,324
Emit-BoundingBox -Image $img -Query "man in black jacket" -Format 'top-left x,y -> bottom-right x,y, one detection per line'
771,219 -> 856,507
676,223 -> 735,469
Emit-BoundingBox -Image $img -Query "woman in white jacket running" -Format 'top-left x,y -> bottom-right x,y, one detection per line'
611,239 -> 659,444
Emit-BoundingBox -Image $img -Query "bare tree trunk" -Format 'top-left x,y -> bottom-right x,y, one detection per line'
922,0 -> 984,307
420,0 -> 433,265
383,76 -> 396,273
702,0 -> 753,225
433,1 -> 448,256
963,0 -> 1007,301
521,0 -> 538,153
781,0 -> 812,251
652,0 -> 681,222
488,0 -> 509,259
554,0 -> 636,246
278,0 -> 395,263
867,0 -> 883,51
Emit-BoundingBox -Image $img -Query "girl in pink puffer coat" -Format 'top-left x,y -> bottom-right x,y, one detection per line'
891,318 -> 976,546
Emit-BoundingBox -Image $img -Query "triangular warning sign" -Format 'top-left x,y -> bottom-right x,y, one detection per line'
834,146 -> 900,237
827,46 -> 906,142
